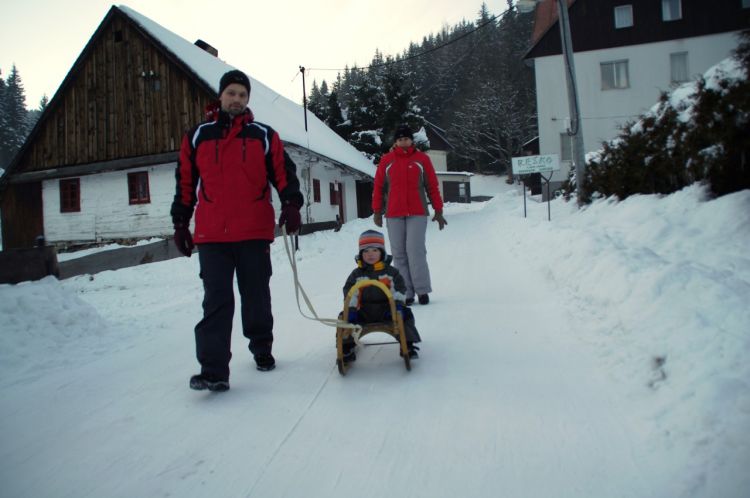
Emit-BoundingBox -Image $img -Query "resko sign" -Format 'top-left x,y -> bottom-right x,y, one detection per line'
511,154 -> 560,175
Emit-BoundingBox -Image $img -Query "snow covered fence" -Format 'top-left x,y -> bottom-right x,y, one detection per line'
0,245 -> 60,284
57,238 -> 182,279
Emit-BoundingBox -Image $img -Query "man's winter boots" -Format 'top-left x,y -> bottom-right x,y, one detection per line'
254,353 -> 276,371
190,374 -> 230,392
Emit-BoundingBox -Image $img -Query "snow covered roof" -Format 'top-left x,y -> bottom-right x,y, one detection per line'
118,5 -> 375,178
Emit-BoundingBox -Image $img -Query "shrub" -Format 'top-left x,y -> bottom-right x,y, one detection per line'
573,30 -> 750,203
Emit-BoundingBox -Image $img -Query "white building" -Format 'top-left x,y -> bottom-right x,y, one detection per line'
524,0 -> 749,187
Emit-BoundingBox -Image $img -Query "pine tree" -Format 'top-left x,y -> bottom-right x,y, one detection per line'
4,65 -> 29,161
326,91 -> 348,139
447,4 -> 536,173
307,80 -> 328,122
381,64 -> 424,151
324,2 -> 536,169
26,94 -> 49,132
348,73 -> 386,132
0,69 -> 11,169
347,74 -> 387,161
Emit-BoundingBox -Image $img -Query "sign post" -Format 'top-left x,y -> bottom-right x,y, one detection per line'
511,154 -> 561,221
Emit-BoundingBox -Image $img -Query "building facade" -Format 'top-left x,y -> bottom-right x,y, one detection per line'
525,0 -> 749,186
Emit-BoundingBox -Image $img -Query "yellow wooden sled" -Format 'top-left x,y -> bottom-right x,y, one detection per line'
336,279 -> 411,375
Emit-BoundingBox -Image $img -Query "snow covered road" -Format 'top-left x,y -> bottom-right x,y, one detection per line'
2,182 -> 748,497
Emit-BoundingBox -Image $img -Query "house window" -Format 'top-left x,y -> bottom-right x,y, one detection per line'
560,133 -> 573,162
60,178 -> 81,213
128,171 -> 151,204
662,0 -> 682,21
670,52 -> 689,83
601,60 -> 630,90
313,178 -> 321,203
329,182 -> 339,205
614,5 -> 633,28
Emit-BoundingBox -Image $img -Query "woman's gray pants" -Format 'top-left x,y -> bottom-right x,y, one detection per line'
386,215 -> 431,299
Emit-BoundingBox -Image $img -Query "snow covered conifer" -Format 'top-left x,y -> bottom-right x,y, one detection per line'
0,69 -> 10,169
3,65 -> 29,162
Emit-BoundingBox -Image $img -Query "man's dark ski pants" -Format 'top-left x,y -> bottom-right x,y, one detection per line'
195,240 -> 274,380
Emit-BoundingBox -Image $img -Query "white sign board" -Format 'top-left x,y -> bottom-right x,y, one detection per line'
511,154 -> 560,175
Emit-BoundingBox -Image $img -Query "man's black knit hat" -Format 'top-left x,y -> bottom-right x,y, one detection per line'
219,69 -> 251,95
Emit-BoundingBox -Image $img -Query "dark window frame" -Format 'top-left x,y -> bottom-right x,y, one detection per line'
313,178 -> 321,203
60,178 -> 81,213
329,182 -> 339,206
128,171 -> 151,205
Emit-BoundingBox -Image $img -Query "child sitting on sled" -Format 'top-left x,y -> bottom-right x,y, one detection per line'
340,230 -> 422,363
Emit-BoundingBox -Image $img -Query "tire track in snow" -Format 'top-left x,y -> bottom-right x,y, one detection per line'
243,361 -> 338,496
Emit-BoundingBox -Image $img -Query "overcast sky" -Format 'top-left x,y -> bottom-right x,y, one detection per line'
0,0 -> 511,109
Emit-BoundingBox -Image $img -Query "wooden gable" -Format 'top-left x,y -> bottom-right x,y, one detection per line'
11,6 -> 216,177
0,6 -> 222,249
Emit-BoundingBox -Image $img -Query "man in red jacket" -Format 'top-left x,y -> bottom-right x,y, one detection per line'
372,124 -> 447,306
170,69 -> 303,392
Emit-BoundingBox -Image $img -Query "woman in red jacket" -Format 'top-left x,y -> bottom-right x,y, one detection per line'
372,124 -> 447,306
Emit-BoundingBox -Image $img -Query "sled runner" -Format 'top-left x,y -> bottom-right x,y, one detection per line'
336,279 -> 411,376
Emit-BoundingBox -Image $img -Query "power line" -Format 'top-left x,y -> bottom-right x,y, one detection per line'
305,11 -> 505,74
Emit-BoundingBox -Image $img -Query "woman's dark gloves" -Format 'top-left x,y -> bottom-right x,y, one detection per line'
432,211 -> 447,230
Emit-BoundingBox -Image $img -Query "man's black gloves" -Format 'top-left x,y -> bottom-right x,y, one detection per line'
279,199 -> 302,234
173,222 -> 194,257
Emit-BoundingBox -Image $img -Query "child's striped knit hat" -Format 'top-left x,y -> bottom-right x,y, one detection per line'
359,230 -> 385,253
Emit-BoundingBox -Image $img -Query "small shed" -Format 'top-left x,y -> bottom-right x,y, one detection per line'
422,122 -> 472,204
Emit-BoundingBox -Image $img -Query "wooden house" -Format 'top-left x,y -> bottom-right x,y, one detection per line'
0,5 -> 375,250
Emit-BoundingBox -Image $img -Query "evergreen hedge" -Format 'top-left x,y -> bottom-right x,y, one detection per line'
575,31 -> 750,203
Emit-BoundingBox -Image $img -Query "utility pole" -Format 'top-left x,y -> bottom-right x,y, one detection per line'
517,0 -> 586,203
299,66 -> 308,132
299,65 -> 312,229
555,0 -> 586,203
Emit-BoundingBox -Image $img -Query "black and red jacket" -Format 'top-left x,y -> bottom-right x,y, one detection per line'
372,146 -> 443,218
170,104 -> 303,243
